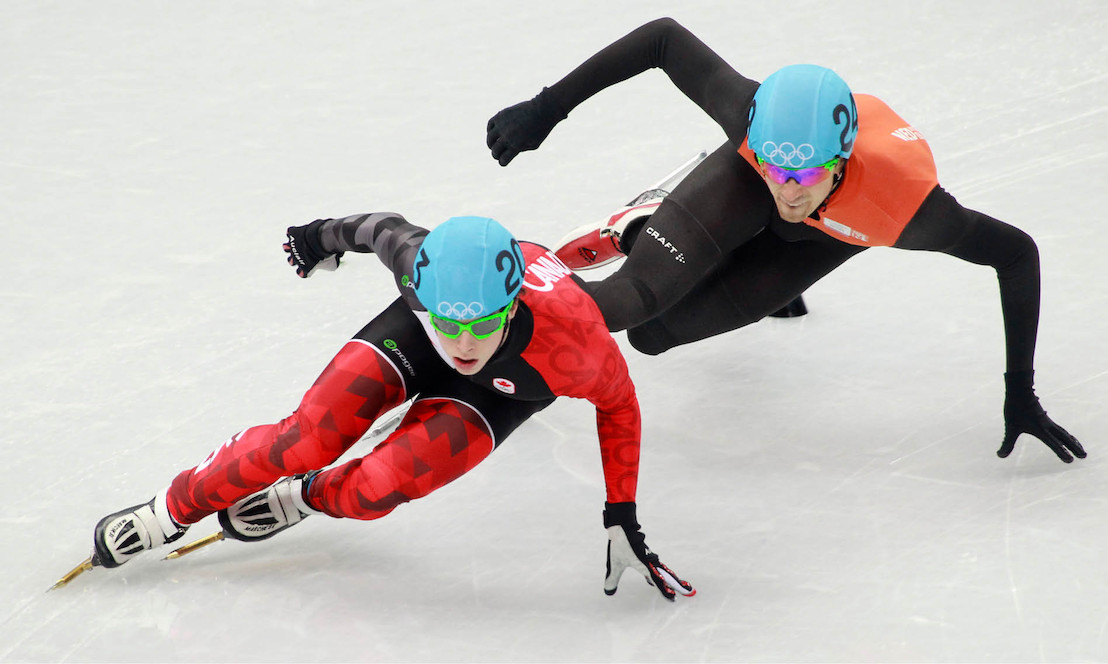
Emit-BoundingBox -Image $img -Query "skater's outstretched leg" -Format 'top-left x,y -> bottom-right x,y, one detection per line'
214,397 -> 496,543
554,151 -> 707,270
91,339 -> 406,568
167,340 -> 406,525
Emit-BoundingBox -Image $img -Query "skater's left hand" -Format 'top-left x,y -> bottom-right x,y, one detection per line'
997,370 -> 1086,463
602,502 -> 695,601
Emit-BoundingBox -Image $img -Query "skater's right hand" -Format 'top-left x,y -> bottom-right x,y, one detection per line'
284,219 -> 343,278
486,87 -> 567,166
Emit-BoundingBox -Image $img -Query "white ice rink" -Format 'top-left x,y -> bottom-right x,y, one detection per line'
3,2 -> 1107,662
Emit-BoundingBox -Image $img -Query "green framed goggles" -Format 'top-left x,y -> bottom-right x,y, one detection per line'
429,300 -> 514,340
755,155 -> 840,186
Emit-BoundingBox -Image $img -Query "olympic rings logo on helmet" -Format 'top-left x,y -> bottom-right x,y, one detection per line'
759,141 -> 815,168
437,301 -> 485,319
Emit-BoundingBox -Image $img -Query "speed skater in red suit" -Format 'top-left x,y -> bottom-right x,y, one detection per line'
85,214 -> 694,602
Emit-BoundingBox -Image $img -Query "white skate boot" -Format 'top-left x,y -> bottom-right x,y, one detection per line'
218,473 -> 321,542
92,487 -> 188,568
554,150 -> 707,270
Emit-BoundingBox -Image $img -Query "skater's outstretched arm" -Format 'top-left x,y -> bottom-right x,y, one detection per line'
894,188 -> 1086,463
283,213 -> 429,308
487,18 -> 758,165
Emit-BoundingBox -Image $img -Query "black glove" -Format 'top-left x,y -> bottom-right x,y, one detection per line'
997,370 -> 1085,463
486,87 -> 567,166
283,219 -> 343,278
602,502 -> 695,601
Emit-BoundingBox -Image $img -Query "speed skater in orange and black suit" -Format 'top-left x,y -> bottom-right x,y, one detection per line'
486,17 -> 1085,464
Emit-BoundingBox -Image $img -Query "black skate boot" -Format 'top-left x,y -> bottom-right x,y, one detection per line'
768,295 -> 808,318
92,488 -> 188,568
218,472 -> 321,542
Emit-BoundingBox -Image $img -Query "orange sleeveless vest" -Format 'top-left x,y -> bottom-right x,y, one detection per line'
738,94 -> 939,247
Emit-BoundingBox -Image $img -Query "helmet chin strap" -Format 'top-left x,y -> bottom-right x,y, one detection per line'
815,160 -> 847,216
831,158 -> 846,189
491,310 -> 515,358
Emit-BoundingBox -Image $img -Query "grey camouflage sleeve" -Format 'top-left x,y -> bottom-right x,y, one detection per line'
316,212 -> 430,309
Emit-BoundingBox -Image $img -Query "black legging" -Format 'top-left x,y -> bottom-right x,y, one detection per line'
585,143 -> 865,355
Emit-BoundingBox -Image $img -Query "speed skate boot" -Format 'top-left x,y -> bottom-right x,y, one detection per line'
218,472 -> 321,542
555,150 -> 708,270
92,487 -> 188,568
768,295 -> 807,318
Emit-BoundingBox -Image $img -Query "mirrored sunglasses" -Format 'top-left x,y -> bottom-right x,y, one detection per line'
756,156 -> 840,186
429,300 -> 514,340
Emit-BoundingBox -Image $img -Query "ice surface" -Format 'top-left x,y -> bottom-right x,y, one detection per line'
2,1 -> 1106,662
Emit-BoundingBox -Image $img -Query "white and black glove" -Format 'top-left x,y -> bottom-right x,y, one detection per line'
603,502 -> 695,601
283,219 -> 343,278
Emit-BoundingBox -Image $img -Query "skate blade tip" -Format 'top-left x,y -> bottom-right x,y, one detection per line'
164,531 -> 225,560
48,556 -> 95,592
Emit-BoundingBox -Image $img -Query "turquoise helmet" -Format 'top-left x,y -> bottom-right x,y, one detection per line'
413,216 -> 524,319
747,64 -> 858,168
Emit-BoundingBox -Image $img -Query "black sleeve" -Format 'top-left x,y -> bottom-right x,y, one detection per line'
894,187 -> 1040,373
316,213 -> 429,310
544,18 -> 759,147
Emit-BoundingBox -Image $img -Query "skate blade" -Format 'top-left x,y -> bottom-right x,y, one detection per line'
164,531 -> 225,560
48,556 -> 94,592
626,150 -> 708,205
